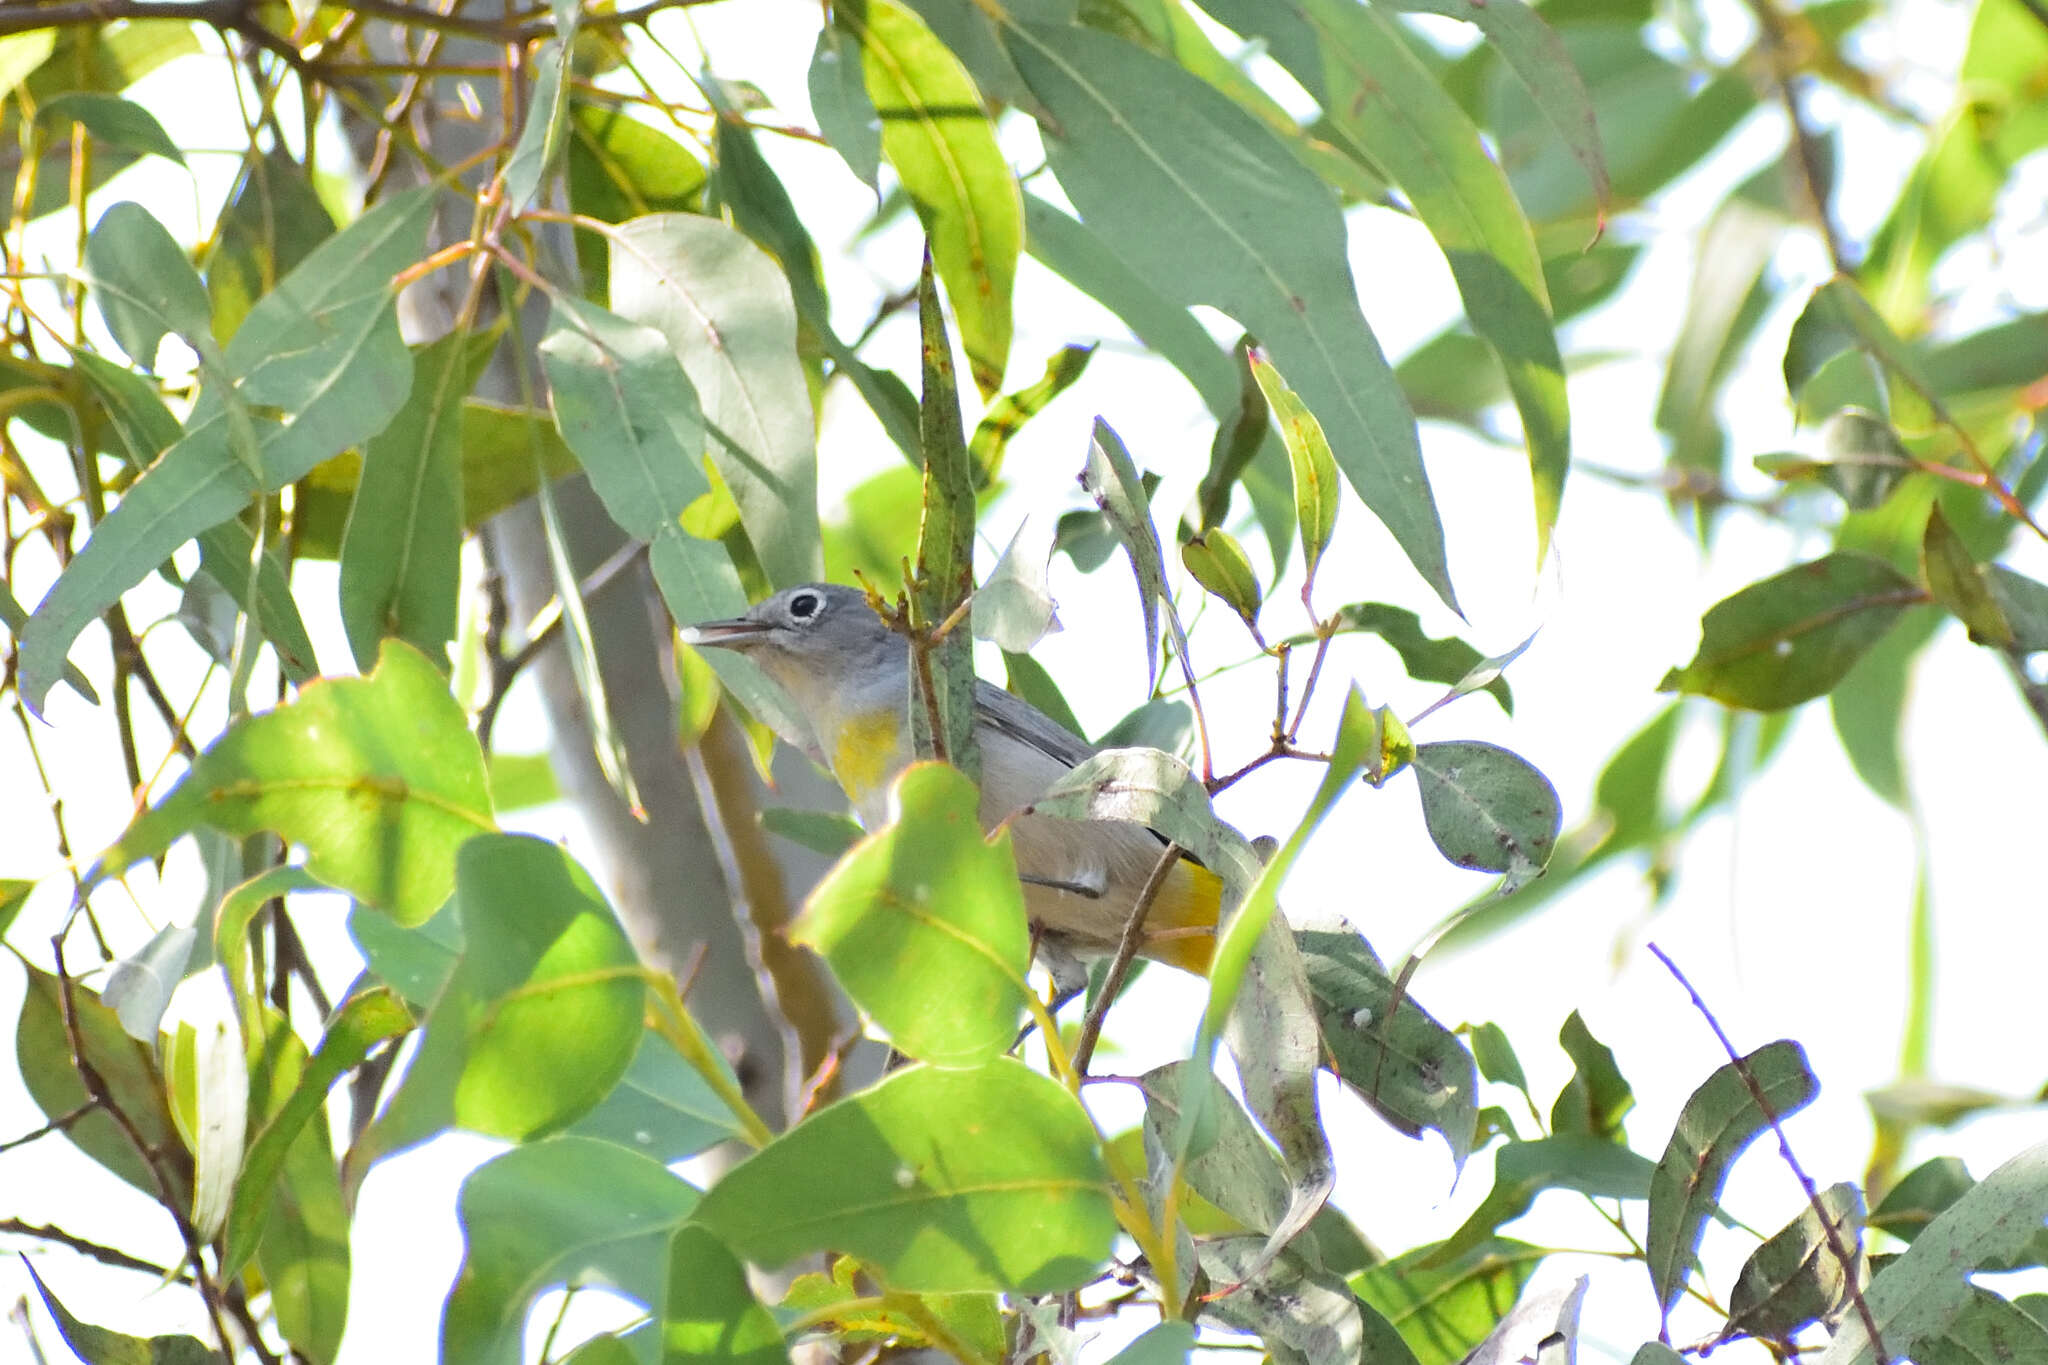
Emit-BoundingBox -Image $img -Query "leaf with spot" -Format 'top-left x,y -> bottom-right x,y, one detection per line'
1295,926 -> 1479,1167
1821,1140 -> 2048,1365
1658,552 -> 1924,710
1646,1040 -> 1819,1317
1409,741 -> 1560,889
1723,1182 -> 1863,1342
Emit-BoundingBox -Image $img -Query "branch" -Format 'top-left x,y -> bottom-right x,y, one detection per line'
1743,0 -> 1848,272
1071,842 -> 1183,1076
0,0 -> 724,46
0,1219 -> 184,1279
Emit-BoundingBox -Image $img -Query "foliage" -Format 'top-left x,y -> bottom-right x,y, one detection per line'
0,0 -> 2044,1362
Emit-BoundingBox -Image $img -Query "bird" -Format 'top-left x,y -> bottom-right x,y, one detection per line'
681,583 -> 1221,976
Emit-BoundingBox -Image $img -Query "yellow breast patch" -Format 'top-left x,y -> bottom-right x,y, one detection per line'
829,709 -> 905,804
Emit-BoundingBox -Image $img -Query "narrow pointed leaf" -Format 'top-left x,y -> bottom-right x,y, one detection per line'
28,1265 -> 224,1365
1081,418 -> 1172,686
811,22 -> 882,185
38,92 -> 185,166
910,252 -> 980,775
852,0 -> 1021,396
340,332 -> 487,670
223,986 -> 413,1275
502,37 -> 572,210
1921,504 -> 2012,644
969,343 -> 1093,486
1352,1238 -> 1548,1365
1207,0 -> 1569,560
1005,22 -> 1454,607
1181,529 -> 1262,631
1249,350 -> 1340,583
608,213 -> 820,586
1646,1040 -> 1819,1314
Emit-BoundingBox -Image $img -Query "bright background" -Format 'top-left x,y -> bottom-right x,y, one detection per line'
3,0 -> 2046,1359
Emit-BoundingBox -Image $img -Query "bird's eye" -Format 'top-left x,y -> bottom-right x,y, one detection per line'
788,591 -> 822,622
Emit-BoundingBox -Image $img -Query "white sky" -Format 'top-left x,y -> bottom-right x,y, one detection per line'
4,0 -> 2047,1361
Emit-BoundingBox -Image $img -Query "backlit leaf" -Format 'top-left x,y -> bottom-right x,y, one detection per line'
695,1058 -> 1114,1293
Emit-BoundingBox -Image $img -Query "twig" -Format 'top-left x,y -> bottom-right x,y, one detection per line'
0,1103 -> 97,1157
1072,842 -> 1183,1076
0,1219 -> 184,1279
0,0 -> 722,46
476,539 -> 648,750
1647,943 -> 1887,1365
1743,0 -> 1848,272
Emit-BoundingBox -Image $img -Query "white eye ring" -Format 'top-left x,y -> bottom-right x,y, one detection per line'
788,591 -> 822,622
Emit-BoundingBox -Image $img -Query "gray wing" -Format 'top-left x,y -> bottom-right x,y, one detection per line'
972,678 -> 1096,770
973,679 -> 1186,856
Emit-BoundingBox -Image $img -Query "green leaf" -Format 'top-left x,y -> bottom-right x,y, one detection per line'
1870,1156 -> 2048,1271
15,966 -> 185,1200
1468,1022 -> 1528,1092
1001,650 -> 1085,740
811,22 -> 882,185
1435,1137 -> 1656,1263
223,986 -> 412,1275
1379,0 -> 1606,211
1550,1010 -> 1634,1142
791,763 -> 1029,1067
370,835 -> 643,1149
347,898 -> 462,1007
1409,741 -> 1560,888
503,38 -> 573,209
909,252 -> 980,776
1912,1289 -> 2048,1365
565,98 -> 707,298
91,641 -> 493,925
1249,350 -> 1340,584
1988,565 -> 2048,651
243,1009 -> 352,1365
1921,503 -> 2012,644
68,350 -> 318,682
568,1030 -> 748,1164
1724,1182 -> 1863,1342
969,343 -> 1093,486
1138,1061 -> 1300,1247
1207,0 -> 1569,561
975,519 -> 1061,654
1104,1323 -> 1196,1365
18,188 -> 435,710
852,0 -> 1021,397
758,807 -> 864,860
708,114 -> 920,463
1081,418 -> 1176,687
1004,22 -> 1454,608
1295,927 -> 1479,1165
37,92 -> 186,166
204,150 -> 336,343
340,331 -> 489,670
85,202 -> 211,368
26,1263 -> 223,1365
442,1137 -> 699,1364
1659,552 -> 1924,710
1785,277 -> 1934,408
1319,603 -> 1512,712
1198,1237 -> 1420,1365
660,1225 -> 790,1365
0,580 -> 97,704
608,213 -> 821,588
1181,529 -> 1262,632
1352,1238 -> 1547,1365
1821,1141 -> 2048,1365
695,1058 -> 1114,1293
1646,1040 -> 1820,1314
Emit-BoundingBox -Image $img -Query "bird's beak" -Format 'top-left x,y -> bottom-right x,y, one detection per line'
679,616 -> 769,649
